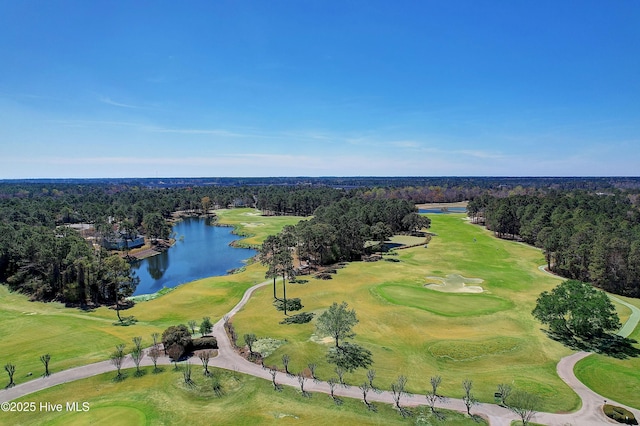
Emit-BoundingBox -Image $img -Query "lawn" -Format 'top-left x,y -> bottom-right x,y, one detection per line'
231,214 -> 582,413
214,208 -> 305,247
573,294 -> 640,409
1,209 -> 637,415
0,209 -> 304,387
3,367 -> 485,426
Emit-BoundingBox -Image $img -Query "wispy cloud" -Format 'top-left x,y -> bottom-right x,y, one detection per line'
390,140 -> 422,149
454,149 -> 507,160
148,127 -> 255,138
99,97 -> 142,109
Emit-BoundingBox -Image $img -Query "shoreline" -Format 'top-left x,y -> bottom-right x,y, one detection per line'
130,214 -> 257,298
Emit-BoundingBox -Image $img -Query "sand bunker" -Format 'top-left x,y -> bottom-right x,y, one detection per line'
309,334 -> 333,345
240,222 -> 264,227
425,274 -> 484,293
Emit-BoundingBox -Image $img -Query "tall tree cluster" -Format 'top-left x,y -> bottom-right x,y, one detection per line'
293,198 -> 429,265
470,191 -> 640,297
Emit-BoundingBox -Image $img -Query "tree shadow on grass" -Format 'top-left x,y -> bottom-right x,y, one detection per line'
545,330 -> 640,359
112,316 -> 137,326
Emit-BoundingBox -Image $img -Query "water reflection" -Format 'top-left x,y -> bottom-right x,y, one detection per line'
146,251 -> 169,280
132,218 -> 256,295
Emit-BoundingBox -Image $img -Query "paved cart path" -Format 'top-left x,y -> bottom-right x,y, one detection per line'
2,276 -> 640,425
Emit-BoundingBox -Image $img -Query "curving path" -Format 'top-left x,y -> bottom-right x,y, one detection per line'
2,277 -> 640,425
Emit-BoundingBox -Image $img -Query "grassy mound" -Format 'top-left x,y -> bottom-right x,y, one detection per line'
429,337 -> 523,361
372,283 -> 512,317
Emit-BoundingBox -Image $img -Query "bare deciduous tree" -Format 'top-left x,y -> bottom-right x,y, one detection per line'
367,369 -> 380,393
297,372 -> 309,397
132,336 -> 143,352
244,333 -> 257,356
110,344 -> 126,380
391,375 -> 412,417
40,354 -> 51,377
308,362 -> 318,382
188,320 -> 197,335
269,367 -> 281,391
166,344 -> 182,370
327,377 -> 342,405
497,383 -> 513,406
507,389 -> 542,426
282,353 -> 291,375
4,363 -> 16,388
360,381 -> 375,410
462,378 -> 478,416
426,375 -> 446,413
148,345 -> 161,373
198,350 -> 213,376
131,348 -> 144,377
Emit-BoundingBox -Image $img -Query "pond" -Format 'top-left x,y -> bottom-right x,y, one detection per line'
419,207 -> 467,214
131,217 -> 256,295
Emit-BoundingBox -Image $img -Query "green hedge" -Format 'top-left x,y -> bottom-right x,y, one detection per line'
604,404 -> 638,425
280,312 -> 315,325
189,336 -> 218,351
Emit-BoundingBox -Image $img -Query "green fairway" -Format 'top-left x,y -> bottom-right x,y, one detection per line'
231,214 -> 581,413
215,208 -> 305,247
3,367 -> 485,426
2,209 -> 638,415
373,283 -> 512,317
573,295 -> 640,409
0,209 -> 304,386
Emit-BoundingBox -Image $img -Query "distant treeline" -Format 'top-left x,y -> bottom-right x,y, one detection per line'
469,191 -> 640,297
2,178 -> 640,304
4,175 -> 640,190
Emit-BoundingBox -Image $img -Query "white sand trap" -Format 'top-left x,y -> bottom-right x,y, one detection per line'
309,334 -> 334,345
241,212 -> 261,216
425,274 -> 484,293
240,222 -> 264,227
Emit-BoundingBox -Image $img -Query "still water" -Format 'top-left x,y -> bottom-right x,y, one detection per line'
132,217 -> 256,295
419,207 -> 467,214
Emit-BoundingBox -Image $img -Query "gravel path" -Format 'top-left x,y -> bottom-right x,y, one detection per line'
2,276 -> 639,425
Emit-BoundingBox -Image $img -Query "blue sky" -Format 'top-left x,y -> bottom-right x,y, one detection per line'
1,1 -> 639,178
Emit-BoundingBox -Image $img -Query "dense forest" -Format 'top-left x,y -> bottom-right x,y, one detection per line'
1,177 -> 640,305
468,191 -> 640,297
292,198 -> 429,265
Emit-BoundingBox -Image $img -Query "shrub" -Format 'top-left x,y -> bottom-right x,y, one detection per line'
273,298 -> 303,312
189,336 -> 218,351
280,312 -> 315,325
315,273 -> 333,280
604,404 -> 638,425
162,325 -> 192,359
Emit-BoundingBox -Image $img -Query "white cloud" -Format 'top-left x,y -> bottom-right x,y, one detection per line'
99,97 -> 142,109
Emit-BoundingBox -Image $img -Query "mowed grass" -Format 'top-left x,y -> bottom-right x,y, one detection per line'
2,208 -> 637,414
4,367 -> 484,426
373,284 -> 512,317
232,214 -> 582,413
215,208 -> 306,247
574,294 -> 640,409
0,210 -> 304,387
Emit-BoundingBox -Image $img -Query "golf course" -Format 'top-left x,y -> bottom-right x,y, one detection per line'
1,209 -> 639,424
